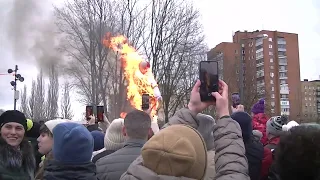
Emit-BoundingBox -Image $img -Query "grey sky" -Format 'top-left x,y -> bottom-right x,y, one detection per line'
0,0 -> 319,120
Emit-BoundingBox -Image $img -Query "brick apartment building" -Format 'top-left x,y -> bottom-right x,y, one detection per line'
301,79 -> 320,123
208,30 -> 301,121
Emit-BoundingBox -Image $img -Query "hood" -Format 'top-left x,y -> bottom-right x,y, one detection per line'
121,156 -> 196,180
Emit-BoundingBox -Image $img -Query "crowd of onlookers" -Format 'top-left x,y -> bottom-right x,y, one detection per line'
0,79 -> 319,180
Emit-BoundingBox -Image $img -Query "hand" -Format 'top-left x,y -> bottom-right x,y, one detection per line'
188,80 -> 215,114
88,115 -> 96,125
231,104 -> 245,113
212,80 -> 230,119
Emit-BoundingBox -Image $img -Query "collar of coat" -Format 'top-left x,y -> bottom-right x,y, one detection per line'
0,137 -> 36,178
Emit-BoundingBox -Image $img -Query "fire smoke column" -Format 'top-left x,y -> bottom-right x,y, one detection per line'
103,34 -> 162,133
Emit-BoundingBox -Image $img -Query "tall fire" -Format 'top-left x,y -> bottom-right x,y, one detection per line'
103,33 -> 162,122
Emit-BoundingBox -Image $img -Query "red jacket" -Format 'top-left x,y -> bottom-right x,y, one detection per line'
260,147 -> 273,180
252,113 -> 269,145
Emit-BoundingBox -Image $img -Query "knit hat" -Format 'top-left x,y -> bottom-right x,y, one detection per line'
104,118 -> 125,150
0,110 -> 27,130
91,130 -> 105,151
52,122 -> 94,164
231,111 -> 253,141
45,119 -> 69,133
26,120 -> 41,138
251,98 -> 265,114
141,125 -> 207,179
197,113 -> 215,150
266,116 -> 288,137
282,120 -> 299,131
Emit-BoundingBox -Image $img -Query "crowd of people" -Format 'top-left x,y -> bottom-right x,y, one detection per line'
0,79 -> 319,180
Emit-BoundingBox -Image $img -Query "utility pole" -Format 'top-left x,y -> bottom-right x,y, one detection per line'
8,65 -> 24,110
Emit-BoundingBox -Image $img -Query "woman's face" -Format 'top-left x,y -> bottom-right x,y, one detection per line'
37,133 -> 53,155
0,122 -> 25,147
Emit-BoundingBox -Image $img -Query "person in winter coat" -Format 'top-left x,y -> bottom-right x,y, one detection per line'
25,119 -> 42,171
0,110 -> 36,180
269,124 -> 320,180
162,111 -> 216,179
122,79 -> 249,179
95,110 -> 152,180
121,124 -> 208,180
92,118 -> 125,163
231,111 -> 264,180
35,119 -> 69,180
251,98 -> 269,145
44,122 -> 97,180
253,130 -> 273,180
265,116 -> 287,151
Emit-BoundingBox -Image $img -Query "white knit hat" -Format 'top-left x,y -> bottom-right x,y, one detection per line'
104,118 -> 125,150
45,119 -> 70,133
282,120 -> 299,131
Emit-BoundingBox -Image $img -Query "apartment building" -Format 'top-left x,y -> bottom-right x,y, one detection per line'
208,30 -> 301,120
301,79 -> 320,123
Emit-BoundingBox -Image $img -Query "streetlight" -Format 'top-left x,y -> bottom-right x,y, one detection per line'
239,33 -> 268,104
8,65 -> 24,110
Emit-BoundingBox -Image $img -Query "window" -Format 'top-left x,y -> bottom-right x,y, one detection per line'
279,65 -> 287,71
280,80 -> 287,84
242,56 -> 245,60
305,86 -> 307,89
270,58 -> 273,63
280,72 -> 287,77
271,80 -> 274,84
271,94 -> 275,98
242,44 -> 245,47
271,101 -> 275,107
278,51 -> 286,56
270,66 -> 274,69
278,44 -> 286,49
235,50 -> 238,54
270,72 -> 274,78
305,97 -> 307,100
269,52 -> 273,55
269,45 -> 272,48
272,87 -> 274,91
269,38 -> 273,42
309,97 -> 312,101
242,50 -> 245,54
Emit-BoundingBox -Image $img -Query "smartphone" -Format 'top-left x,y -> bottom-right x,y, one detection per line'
232,92 -> 240,108
142,94 -> 150,110
199,61 -> 219,102
85,106 -> 93,120
97,106 -> 104,122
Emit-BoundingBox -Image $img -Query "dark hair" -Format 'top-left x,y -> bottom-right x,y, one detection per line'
39,124 -> 53,137
275,125 -> 320,180
124,110 -> 151,139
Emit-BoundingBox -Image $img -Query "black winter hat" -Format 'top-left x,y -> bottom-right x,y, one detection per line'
0,110 -> 27,130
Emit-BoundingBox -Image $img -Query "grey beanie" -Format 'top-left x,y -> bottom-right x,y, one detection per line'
197,113 -> 215,150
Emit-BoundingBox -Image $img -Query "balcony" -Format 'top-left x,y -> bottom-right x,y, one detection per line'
280,100 -> 290,106
279,69 -> 287,73
279,76 -> 288,80
279,60 -> 287,65
256,62 -> 264,67
317,90 -> 320,97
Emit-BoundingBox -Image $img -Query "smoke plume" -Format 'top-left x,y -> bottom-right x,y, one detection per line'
6,0 -> 62,75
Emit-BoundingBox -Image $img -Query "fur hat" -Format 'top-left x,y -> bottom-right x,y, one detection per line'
141,125 -> 207,179
104,118 -> 125,150
251,98 -> 265,114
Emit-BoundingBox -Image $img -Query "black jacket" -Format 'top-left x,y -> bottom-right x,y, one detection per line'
43,160 -> 97,180
244,136 -> 264,180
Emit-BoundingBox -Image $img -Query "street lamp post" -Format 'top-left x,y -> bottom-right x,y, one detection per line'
8,65 -> 24,110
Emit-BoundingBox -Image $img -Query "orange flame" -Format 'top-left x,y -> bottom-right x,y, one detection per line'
103,34 -> 160,119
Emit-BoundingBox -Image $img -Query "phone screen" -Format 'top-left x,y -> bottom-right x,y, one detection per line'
86,106 -> 93,120
142,94 -> 150,110
232,93 -> 240,108
199,61 -> 219,102
97,106 -> 104,122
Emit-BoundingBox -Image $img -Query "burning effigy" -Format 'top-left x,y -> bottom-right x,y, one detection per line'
103,34 -> 162,124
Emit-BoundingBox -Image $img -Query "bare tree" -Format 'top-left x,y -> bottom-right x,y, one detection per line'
46,65 -> 59,119
27,80 -> 36,119
19,85 -> 28,117
61,81 -> 73,119
33,70 -> 46,122
142,0 -> 207,122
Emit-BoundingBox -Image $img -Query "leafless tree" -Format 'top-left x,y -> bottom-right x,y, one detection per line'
27,80 -> 36,119
54,0 -> 117,119
142,0 -> 207,122
61,81 -> 73,119
19,85 -> 28,117
46,65 -> 59,119
33,70 -> 46,122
